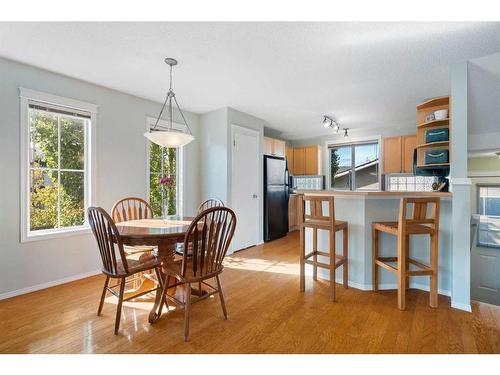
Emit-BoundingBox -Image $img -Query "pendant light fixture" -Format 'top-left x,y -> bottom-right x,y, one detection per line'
144,58 -> 195,148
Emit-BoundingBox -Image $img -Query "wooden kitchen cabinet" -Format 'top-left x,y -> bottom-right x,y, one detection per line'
293,147 -> 306,175
402,134 -> 417,173
288,194 -> 298,231
382,134 -> 416,174
263,137 -> 286,157
305,145 -> 320,175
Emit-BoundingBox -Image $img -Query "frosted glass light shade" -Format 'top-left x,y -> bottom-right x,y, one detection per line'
144,130 -> 194,148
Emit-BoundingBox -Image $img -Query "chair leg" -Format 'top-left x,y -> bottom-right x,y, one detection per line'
372,227 -> 379,291
97,276 -> 109,316
299,226 -> 305,292
343,226 -> 348,289
397,234 -> 406,310
405,235 -> 410,290
154,267 -> 169,311
312,228 -> 318,281
216,275 -> 228,319
430,233 -> 439,308
114,278 -> 126,335
184,283 -> 192,342
329,227 -> 336,302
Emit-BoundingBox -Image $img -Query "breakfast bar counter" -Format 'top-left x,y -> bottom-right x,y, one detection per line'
294,190 -> 452,295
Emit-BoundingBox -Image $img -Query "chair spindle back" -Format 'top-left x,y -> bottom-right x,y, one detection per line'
111,197 -> 153,223
88,207 -> 129,275
198,198 -> 225,213
182,206 -> 236,278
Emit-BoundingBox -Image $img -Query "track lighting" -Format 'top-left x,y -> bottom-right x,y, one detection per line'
343,128 -> 349,137
323,116 -> 332,128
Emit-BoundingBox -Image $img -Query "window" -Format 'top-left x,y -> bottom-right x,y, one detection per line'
477,185 -> 500,248
146,118 -> 182,218
329,141 -> 380,190
20,89 -> 96,241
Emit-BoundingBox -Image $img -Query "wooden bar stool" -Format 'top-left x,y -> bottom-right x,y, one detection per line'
298,194 -> 348,301
372,197 -> 440,310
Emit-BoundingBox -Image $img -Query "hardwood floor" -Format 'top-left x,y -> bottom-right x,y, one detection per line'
1,231 -> 499,354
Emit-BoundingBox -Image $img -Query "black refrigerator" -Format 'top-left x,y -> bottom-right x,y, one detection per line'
263,155 -> 289,242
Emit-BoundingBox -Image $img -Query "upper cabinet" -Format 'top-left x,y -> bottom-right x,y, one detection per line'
382,134 -> 416,174
263,136 -> 286,157
287,145 -> 321,175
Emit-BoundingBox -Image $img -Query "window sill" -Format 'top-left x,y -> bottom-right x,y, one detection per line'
21,226 -> 92,243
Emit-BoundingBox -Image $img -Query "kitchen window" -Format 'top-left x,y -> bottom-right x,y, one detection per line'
20,88 -> 96,242
146,118 -> 183,218
329,141 -> 380,190
477,185 -> 500,248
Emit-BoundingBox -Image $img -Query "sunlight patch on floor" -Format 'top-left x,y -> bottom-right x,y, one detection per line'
224,256 -> 299,275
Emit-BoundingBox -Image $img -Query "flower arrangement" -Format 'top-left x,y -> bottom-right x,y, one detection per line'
159,175 -> 175,218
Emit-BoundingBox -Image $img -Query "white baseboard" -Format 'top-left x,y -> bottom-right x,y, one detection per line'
376,282 -> 451,297
0,269 -> 101,301
451,301 -> 472,312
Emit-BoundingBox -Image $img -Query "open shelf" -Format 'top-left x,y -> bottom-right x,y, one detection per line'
416,141 -> 449,149
417,163 -> 450,169
416,96 -> 450,111
416,118 -> 450,129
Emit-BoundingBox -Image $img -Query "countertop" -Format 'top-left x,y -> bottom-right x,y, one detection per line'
294,189 -> 452,198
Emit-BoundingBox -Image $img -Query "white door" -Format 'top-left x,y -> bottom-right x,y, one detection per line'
231,125 -> 260,253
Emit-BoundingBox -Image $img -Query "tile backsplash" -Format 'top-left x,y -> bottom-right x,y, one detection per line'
385,173 -> 438,192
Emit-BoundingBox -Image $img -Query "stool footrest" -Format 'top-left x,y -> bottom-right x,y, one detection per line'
374,259 -> 398,273
304,258 -> 345,270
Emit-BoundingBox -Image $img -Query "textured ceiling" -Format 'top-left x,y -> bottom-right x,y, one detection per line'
0,22 -> 499,139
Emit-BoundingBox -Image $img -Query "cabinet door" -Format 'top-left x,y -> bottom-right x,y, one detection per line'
288,195 -> 297,231
286,146 -> 294,174
305,146 -> 319,175
402,135 -> 417,173
273,139 -> 286,157
263,137 -> 274,155
383,136 -> 402,174
294,148 -> 306,175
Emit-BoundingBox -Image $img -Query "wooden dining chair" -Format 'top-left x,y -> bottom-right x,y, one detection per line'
111,197 -> 157,288
87,207 -> 165,334
154,206 -> 237,341
197,198 -> 224,213
176,198 -> 225,256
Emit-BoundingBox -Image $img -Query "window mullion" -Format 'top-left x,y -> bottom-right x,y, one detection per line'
57,114 -> 61,228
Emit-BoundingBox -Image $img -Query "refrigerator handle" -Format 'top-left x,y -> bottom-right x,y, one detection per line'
285,163 -> 290,201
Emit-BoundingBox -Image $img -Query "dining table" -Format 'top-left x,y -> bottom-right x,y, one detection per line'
115,216 -> 195,323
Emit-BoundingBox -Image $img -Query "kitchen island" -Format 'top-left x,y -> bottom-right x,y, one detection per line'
295,190 -> 452,296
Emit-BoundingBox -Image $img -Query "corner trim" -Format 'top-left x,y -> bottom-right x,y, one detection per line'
451,177 -> 472,185
0,269 -> 101,301
451,301 -> 472,312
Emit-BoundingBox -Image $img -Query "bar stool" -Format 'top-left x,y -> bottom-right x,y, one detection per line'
372,197 -> 440,310
298,194 -> 348,301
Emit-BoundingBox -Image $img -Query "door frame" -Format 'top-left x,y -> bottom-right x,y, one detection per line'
230,124 -> 263,252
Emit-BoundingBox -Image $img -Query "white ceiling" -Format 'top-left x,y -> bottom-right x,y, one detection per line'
469,52 -> 500,135
0,22 -> 499,140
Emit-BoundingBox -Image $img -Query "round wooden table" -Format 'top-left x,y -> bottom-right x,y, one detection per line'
115,217 -> 194,323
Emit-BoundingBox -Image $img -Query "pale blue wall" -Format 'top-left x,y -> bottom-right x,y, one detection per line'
450,62 -> 472,311
0,57 -> 201,297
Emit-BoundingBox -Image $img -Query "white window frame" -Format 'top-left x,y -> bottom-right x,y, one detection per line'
476,184 -> 500,249
325,135 -> 382,191
145,116 -> 184,217
19,88 -> 97,242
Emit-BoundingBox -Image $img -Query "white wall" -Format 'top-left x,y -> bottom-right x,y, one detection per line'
199,107 -> 265,242
199,108 -> 229,203
0,57 -> 201,298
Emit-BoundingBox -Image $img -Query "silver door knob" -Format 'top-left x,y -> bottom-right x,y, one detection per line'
252,194 -> 258,198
